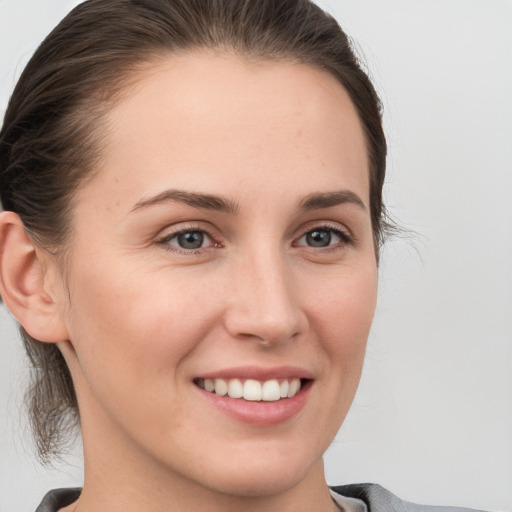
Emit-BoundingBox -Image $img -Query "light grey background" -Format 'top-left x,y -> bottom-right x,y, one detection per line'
1,1 -> 511,511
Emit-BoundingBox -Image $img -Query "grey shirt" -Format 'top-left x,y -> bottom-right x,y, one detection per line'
35,484 -> 486,512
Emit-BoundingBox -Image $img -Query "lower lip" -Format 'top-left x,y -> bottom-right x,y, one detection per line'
194,380 -> 312,426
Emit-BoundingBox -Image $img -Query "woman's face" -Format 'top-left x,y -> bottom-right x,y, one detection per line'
55,53 -> 377,497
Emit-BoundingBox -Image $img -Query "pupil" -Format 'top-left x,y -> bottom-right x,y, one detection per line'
306,230 -> 331,247
178,231 -> 204,249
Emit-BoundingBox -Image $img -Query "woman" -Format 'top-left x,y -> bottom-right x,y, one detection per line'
0,1 -> 493,511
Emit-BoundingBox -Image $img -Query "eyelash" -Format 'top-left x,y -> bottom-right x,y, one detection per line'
156,223 -> 354,255
156,224 -> 220,254
293,223 -> 353,251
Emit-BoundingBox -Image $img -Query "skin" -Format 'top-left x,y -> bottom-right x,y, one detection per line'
0,53 -> 378,512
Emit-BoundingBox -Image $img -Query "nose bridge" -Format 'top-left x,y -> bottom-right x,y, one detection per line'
225,242 -> 305,344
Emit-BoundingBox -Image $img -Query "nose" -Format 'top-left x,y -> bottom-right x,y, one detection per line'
223,248 -> 308,346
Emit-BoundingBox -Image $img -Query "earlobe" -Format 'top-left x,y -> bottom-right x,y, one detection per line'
0,211 -> 69,343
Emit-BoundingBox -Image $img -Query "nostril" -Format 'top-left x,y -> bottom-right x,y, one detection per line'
227,312 -> 305,347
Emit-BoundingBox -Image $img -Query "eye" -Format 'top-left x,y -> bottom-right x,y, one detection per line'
295,225 -> 351,249
158,228 -> 216,252
173,230 -> 207,250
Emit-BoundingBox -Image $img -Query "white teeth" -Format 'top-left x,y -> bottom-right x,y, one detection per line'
287,378 -> 301,398
262,380 -> 281,401
197,377 -> 304,401
227,379 -> 243,399
214,378 -> 228,396
243,379 -> 262,401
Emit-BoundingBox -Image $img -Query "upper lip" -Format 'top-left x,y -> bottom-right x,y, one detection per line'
196,365 -> 314,381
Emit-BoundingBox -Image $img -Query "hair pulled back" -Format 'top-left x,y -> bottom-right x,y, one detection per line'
0,0 -> 387,463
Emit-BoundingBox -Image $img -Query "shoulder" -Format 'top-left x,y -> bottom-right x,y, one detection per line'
331,483 -> 488,512
35,488 -> 81,512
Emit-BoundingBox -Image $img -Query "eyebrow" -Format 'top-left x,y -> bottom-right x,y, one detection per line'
131,189 -> 239,214
131,188 -> 366,215
298,190 -> 367,212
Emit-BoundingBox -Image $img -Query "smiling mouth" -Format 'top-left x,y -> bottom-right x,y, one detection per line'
193,377 -> 308,402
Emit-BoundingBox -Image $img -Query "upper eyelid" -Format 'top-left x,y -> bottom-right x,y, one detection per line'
296,221 -> 352,238
156,221 -> 215,238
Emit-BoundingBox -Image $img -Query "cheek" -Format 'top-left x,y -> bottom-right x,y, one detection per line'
307,262 -> 377,351
63,259 -> 221,395
295,264 -> 377,451
304,262 -> 377,415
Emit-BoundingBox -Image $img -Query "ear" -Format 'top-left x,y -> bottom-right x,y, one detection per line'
0,211 -> 69,343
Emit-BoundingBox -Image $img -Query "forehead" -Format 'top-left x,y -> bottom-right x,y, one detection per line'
83,52 -> 369,208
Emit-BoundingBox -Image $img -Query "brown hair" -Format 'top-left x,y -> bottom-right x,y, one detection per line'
0,0 -> 387,463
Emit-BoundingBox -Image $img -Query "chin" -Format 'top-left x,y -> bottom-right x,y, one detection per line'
205,464 -> 313,498
189,441 -> 324,499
